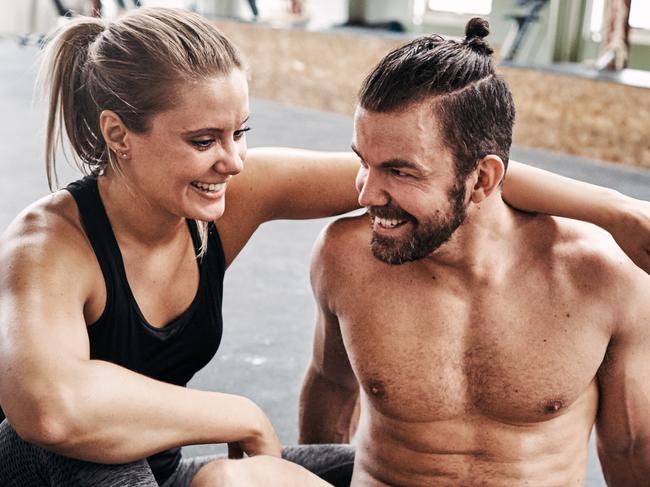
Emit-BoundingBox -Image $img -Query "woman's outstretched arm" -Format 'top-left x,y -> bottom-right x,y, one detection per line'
504,161 -> 650,273
223,149 -> 650,273
218,148 -> 361,266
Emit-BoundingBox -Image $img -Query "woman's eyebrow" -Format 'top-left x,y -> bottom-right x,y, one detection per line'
181,115 -> 250,136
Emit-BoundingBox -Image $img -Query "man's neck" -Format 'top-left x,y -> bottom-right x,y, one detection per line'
421,196 -> 524,281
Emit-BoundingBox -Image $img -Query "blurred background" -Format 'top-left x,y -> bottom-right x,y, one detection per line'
2,2 -> 650,486
3,0 -> 650,168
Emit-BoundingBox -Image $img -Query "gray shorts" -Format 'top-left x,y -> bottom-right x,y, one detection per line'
0,420 -> 355,486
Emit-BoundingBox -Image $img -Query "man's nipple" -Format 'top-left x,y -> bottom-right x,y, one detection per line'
366,379 -> 386,399
544,399 -> 564,413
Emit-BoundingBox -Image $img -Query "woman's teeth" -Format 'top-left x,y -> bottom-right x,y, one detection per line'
374,216 -> 406,229
192,181 -> 225,193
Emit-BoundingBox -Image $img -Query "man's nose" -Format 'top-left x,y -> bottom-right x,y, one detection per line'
357,169 -> 388,208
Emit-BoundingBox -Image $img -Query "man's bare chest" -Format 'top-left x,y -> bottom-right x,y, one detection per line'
337,284 -> 610,424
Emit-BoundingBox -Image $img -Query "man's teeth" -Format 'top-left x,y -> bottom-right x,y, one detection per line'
192,181 -> 224,192
374,216 -> 406,229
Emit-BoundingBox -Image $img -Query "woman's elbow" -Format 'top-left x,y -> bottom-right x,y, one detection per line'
19,414 -> 70,448
5,391 -> 75,448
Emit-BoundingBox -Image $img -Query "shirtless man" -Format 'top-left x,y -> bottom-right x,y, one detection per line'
299,19 -> 650,486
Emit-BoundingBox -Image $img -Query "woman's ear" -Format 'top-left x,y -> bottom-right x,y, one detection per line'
99,110 -> 130,159
470,155 -> 505,203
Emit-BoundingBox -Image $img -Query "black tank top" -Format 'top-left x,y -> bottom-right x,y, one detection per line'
66,176 -> 225,485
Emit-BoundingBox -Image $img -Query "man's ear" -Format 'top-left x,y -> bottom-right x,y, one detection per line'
99,110 -> 130,159
470,155 -> 505,203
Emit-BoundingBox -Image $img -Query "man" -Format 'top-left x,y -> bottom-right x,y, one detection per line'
299,18 -> 650,486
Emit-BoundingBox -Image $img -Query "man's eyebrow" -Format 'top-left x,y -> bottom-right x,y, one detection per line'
379,159 -> 426,172
351,144 -> 426,172
182,115 -> 251,136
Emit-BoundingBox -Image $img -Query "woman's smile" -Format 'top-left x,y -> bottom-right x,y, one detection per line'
190,180 -> 227,200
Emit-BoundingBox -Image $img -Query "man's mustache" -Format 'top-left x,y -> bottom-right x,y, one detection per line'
367,204 -> 416,222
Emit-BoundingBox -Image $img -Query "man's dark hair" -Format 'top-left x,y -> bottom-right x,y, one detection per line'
358,18 -> 515,180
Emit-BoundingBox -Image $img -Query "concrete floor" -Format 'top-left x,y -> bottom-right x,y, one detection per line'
3,37 -> 650,486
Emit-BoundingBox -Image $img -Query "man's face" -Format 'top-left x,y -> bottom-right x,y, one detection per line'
352,103 -> 469,265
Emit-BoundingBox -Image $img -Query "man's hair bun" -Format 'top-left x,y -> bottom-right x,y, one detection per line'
463,17 -> 493,56
465,17 -> 490,39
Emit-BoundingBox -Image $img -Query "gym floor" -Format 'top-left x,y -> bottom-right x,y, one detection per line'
3,37 -> 650,486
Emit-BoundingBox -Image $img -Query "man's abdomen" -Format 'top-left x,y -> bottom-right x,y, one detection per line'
351,383 -> 597,486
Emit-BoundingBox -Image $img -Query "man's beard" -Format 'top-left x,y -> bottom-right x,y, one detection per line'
368,179 -> 468,265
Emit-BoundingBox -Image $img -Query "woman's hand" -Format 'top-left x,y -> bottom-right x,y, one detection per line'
605,196 -> 650,274
227,403 -> 283,458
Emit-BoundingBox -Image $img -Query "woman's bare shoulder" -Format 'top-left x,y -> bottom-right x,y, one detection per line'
1,190 -> 96,280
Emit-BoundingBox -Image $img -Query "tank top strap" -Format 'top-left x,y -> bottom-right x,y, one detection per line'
186,220 -> 226,271
65,176 -> 123,286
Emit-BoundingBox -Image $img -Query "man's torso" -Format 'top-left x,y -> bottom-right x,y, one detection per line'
322,213 -> 623,486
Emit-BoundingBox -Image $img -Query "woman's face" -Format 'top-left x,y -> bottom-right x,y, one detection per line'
124,69 -> 250,223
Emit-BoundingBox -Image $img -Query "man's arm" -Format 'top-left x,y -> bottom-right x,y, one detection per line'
299,224 -> 359,444
596,267 -> 650,484
504,161 -> 650,273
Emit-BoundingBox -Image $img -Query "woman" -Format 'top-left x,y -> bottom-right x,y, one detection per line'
0,7 -> 648,487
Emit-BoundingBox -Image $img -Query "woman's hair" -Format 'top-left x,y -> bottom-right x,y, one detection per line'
41,7 -> 245,254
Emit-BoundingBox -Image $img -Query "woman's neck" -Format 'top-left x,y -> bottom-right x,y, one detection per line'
97,173 -> 187,248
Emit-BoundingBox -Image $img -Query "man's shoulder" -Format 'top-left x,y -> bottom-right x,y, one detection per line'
315,213 -> 370,256
311,213 -> 375,282
549,217 -> 628,266
550,218 -> 650,348
545,216 -> 647,301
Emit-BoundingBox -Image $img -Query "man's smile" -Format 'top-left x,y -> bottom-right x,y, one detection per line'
372,215 -> 408,230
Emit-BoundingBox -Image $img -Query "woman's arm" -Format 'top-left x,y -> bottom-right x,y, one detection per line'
218,148 -> 361,266
504,161 -> 650,273
0,208 -> 281,463
243,148 -> 361,221
223,149 -> 650,272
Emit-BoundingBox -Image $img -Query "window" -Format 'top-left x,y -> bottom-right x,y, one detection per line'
426,0 -> 492,16
629,2 -> 650,30
589,0 -> 605,42
590,0 -> 650,40
252,0 -> 294,17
